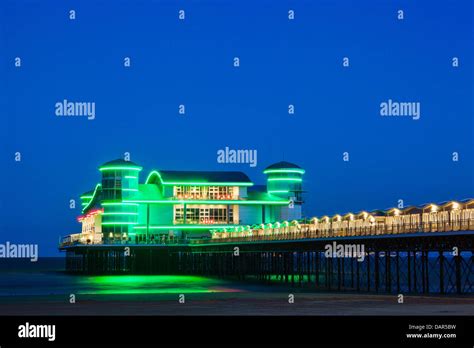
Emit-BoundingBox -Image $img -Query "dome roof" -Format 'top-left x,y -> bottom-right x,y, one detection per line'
99,158 -> 142,170
264,161 -> 303,171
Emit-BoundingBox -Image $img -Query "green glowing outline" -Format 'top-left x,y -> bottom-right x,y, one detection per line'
102,212 -> 138,216
99,166 -> 142,172
133,225 -> 235,230
81,183 -> 102,213
263,169 -> 305,175
123,199 -> 289,205
267,178 -> 302,182
102,222 -> 138,225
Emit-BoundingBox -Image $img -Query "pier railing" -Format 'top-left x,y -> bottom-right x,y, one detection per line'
194,218 -> 474,244
59,233 -> 103,247
59,235 -> 194,248
59,218 -> 474,248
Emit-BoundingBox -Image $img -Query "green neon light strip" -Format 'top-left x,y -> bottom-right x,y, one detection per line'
263,169 -> 305,175
82,183 -> 102,213
122,188 -> 139,192
145,170 -> 164,184
102,212 -> 138,216
102,222 -> 138,225
80,195 -> 93,199
99,166 -> 142,171
134,225 -> 233,230
268,178 -> 302,182
164,181 -> 253,186
268,190 -> 290,194
145,170 -> 253,187
101,202 -> 139,206
124,199 -> 289,205
124,176 -> 138,179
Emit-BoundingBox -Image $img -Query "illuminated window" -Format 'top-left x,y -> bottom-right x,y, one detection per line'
173,206 -> 233,224
174,186 -> 204,199
209,186 -> 233,199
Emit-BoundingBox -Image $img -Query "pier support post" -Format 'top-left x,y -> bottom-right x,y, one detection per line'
386,250 -> 391,293
439,250 -> 444,294
455,253 -> 462,294
407,251 -> 411,292
356,257 -> 360,291
396,250 -> 400,293
413,250 -> 417,293
367,252 -> 371,292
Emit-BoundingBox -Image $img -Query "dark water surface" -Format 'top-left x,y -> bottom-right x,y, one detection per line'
0,254 -> 471,298
0,258 -> 253,297
0,258 -> 472,316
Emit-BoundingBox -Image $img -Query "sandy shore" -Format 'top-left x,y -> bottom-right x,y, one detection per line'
1,292 -> 473,315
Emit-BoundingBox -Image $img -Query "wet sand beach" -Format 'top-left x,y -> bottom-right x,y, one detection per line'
1,291 -> 473,316
0,259 -> 472,316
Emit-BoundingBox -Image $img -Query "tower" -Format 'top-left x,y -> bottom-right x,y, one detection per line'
99,159 -> 142,243
264,161 -> 305,221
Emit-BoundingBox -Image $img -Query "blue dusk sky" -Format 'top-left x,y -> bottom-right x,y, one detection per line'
1,0 -> 473,256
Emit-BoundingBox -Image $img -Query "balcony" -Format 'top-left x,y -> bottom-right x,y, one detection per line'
59,233 -> 103,248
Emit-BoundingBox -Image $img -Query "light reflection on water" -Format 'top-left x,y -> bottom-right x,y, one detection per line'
80,275 -> 242,295
0,259 -> 243,297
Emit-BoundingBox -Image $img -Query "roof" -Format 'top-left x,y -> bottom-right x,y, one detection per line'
417,202 -> 439,208
460,198 -> 474,203
99,158 -> 142,169
370,209 -> 387,216
403,206 -> 422,212
157,170 -> 252,184
264,161 -> 302,171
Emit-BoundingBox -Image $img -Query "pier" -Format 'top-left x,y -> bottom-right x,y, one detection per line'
62,228 -> 473,295
61,159 -> 474,295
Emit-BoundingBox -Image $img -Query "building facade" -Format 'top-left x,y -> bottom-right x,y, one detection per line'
75,159 -> 304,244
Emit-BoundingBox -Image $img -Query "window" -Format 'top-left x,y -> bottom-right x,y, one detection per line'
174,186 -> 234,199
174,186 -> 203,199
173,206 -> 233,224
209,186 -> 233,200
102,172 -> 122,200
175,207 -> 184,223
